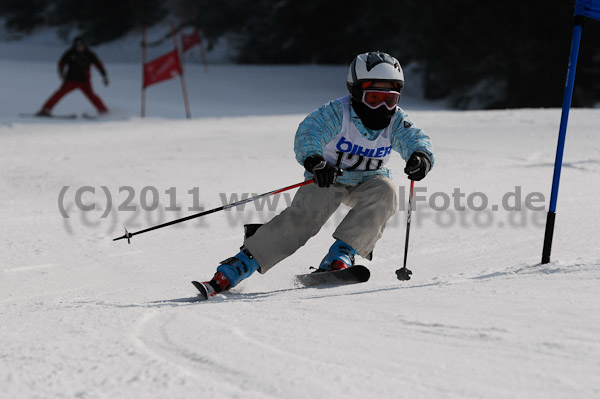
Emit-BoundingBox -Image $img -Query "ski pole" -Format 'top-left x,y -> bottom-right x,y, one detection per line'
396,180 -> 414,280
113,179 -> 314,244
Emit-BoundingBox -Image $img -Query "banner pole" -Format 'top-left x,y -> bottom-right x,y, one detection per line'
171,22 -> 191,119
141,25 -> 147,118
542,17 -> 584,264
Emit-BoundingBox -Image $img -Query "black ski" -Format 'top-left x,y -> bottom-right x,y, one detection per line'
20,113 -> 77,120
191,280 -> 211,300
295,265 -> 370,287
191,265 -> 371,301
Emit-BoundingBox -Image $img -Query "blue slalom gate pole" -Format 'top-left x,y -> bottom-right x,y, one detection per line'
541,17 -> 584,264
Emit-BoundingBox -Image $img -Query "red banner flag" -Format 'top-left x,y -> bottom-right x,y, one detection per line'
182,29 -> 201,52
143,49 -> 183,88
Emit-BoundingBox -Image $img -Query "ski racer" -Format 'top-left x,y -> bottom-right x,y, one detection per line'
197,51 -> 434,298
36,36 -> 109,116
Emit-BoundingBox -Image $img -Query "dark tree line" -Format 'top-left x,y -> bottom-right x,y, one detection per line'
181,0 -> 599,108
2,0 -> 599,108
0,0 -> 165,44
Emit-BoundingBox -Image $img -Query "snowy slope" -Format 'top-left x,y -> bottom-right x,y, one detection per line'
1,38 -> 599,399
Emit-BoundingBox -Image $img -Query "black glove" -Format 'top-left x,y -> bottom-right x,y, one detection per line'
404,151 -> 431,181
304,155 -> 340,188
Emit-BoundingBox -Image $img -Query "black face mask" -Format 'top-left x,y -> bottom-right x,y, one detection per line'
351,98 -> 396,130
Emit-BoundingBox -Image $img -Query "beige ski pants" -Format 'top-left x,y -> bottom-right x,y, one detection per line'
244,175 -> 398,273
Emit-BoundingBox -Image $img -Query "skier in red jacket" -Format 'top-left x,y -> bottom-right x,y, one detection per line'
37,37 -> 109,116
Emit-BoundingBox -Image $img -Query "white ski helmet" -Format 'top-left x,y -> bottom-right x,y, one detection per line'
346,51 -> 404,100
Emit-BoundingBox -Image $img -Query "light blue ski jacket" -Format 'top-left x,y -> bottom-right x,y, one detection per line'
294,97 -> 434,186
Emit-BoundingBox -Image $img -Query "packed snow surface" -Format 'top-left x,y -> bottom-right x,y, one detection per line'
0,34 -> 598,399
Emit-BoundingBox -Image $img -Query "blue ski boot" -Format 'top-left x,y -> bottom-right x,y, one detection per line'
318,239 -> 357,271
199,246 -> 260,298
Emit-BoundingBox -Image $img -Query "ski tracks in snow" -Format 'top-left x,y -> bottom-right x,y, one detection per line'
129,308 -> 282,398
128,297 -> 414,398
2,262 -> 57,273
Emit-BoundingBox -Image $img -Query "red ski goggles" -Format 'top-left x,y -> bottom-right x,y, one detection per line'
361,90 -> 401,110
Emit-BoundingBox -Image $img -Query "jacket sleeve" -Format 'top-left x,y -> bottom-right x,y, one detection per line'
58,50 -> 70,77
294,100 -> 343,165
90,51 -> 107,77
390,110 -> 435,167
